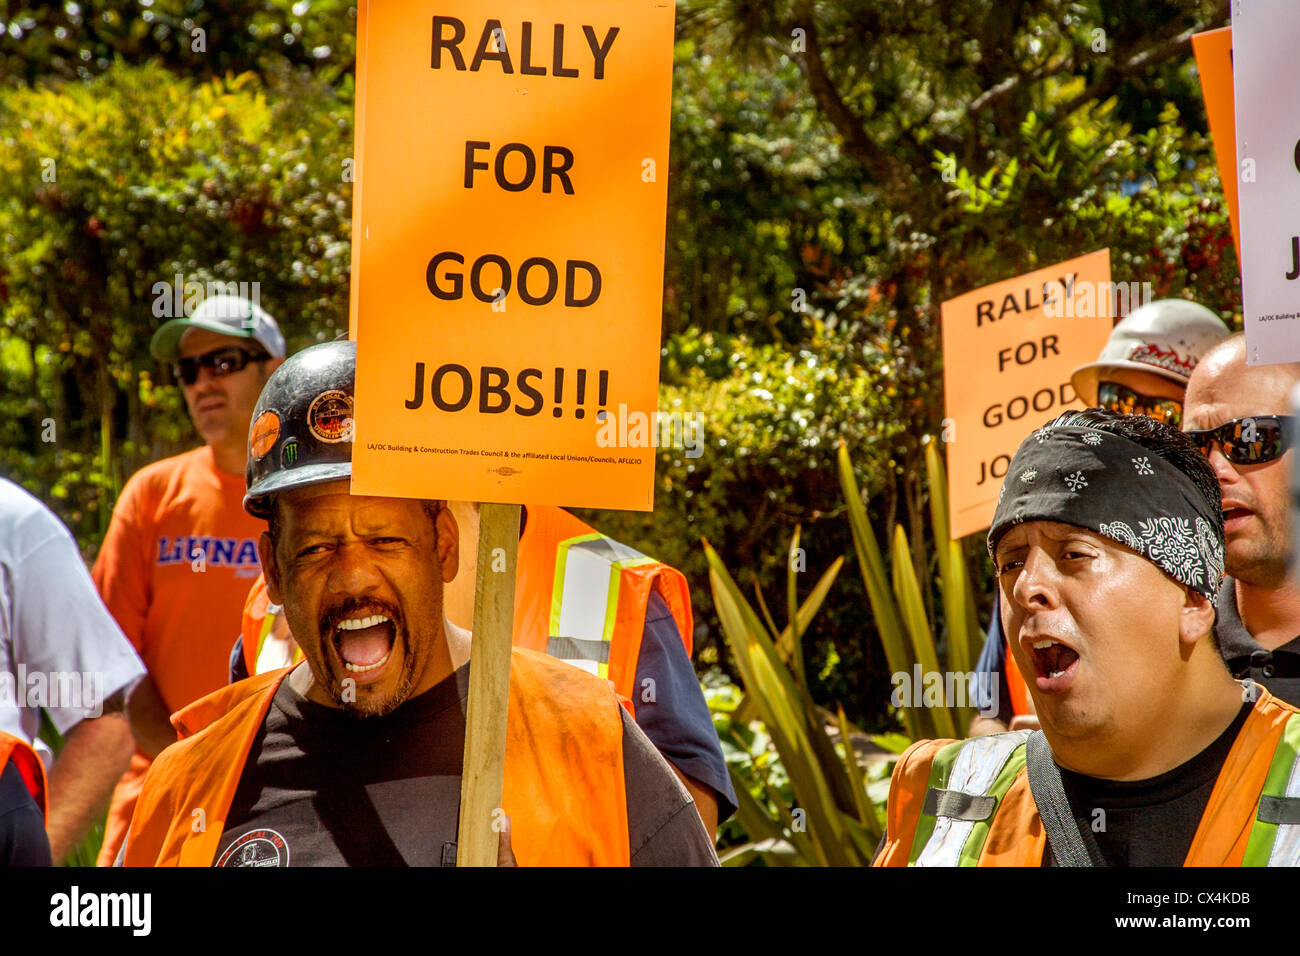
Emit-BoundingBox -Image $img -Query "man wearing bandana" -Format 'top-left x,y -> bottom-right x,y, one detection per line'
874,409 -> 1300,866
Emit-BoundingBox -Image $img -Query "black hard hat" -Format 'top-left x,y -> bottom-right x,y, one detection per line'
244,340 -> 356,519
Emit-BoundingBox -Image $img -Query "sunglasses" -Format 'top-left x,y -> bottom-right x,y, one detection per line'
1097,381 -> 1183,428
1185,415 -> 1295,466
173,346 -> 269,386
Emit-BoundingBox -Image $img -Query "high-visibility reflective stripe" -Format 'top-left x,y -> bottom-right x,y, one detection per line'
254,603 -> 278,661
548,533 -> 654,680
550,533 -> 601,633
254,603 -> 301,674
915,732 -> 1029,868
1262,716 -> 1300,866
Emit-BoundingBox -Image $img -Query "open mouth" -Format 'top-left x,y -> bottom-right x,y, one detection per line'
334,613 -> 396,675
1222,506 -> 1253,530
1028,638 -> 1080,691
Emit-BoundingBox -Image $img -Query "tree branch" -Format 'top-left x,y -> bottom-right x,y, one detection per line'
968,0 -> 1228,117
777,8 -> 900,187
1058,0 -> 1230,116
968,55 -> 1077,113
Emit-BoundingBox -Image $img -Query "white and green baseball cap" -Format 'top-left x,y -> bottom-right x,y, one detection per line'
150,295 -> 286,362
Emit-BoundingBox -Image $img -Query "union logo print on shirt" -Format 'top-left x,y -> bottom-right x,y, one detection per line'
156,535 -> 261,576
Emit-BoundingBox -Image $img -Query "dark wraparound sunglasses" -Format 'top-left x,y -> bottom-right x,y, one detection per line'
1185,415 -> 1295,465
1097,381 -> 1183,428
173,346 -> 269,386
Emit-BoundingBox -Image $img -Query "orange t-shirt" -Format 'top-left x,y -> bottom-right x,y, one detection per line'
92,445 -> 265,864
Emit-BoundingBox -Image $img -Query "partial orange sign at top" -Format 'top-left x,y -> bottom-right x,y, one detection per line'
1191,27 -> 1240,260
941,250 -> 1116,540
349,0 -> 676,511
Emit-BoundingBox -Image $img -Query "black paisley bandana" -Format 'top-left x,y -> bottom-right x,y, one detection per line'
987,422 -> 1225,596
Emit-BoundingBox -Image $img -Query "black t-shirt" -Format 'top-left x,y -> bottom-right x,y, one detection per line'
215,663 -> 719,866
1216,576 -> 1300,707
1044,701 -> 1254,867
228,592 -> 738,824
0,759 -> 51,867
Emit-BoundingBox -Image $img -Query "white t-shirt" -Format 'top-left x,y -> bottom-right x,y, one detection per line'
0,478 -> 144,764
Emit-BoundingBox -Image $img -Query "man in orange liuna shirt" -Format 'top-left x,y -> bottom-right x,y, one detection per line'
93,294 -> 284,865
120,341 -> 718,866
875,409 -> 1300,867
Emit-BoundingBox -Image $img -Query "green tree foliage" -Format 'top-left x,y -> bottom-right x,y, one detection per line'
598,0 -> 1239,724
0,1 -> 356,87
0,2 -> 1244,729
0,61 -> 352,547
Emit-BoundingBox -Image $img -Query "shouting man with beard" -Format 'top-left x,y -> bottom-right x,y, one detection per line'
118,341 -> 718,867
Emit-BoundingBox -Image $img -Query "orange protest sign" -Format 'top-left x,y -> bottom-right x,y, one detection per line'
941,250 -> 1116,540
1191,27 -> 1240,260
348,0 -> 675,510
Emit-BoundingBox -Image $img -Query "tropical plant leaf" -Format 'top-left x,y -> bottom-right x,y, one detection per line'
891,525 -> 958,740
838,704 -> 881,838
836,441 -> 920,738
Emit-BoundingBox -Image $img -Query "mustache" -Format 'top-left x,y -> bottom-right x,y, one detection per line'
319,595 -> 404,639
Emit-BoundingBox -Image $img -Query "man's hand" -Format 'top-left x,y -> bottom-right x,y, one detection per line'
497,813 -> 517,867
44,711 -> 135,863
126,675 -> 178,759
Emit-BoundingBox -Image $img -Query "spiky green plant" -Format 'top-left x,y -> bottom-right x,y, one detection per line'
705,533 -> 881,865
707,437 -> 985,865
837,439 -> 984,739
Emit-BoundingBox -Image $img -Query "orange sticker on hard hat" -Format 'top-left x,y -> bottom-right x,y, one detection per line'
250,410 -> 281,459
308,390 -> 354,444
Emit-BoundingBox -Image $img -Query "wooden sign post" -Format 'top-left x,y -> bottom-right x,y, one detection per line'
348,0 -> 676,865
456,502 -> 519,866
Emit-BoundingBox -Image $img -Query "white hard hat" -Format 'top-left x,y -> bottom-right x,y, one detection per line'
1071,299 -> 1230,405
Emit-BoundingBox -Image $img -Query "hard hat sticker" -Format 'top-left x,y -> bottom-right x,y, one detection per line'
281,438 -> 301,467
216,827 -> 290,867
249,410 -> 281,459
308,390 -> 354,444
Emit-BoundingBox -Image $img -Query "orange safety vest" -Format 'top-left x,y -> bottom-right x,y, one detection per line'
240,506 -> 693,710
123,648 -> 630,866
239,574 -> 301,677
1004,638 -> 1030,717
0,731 -> 47,821
512,506 -> 693,709
874,690 -> 1300,866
